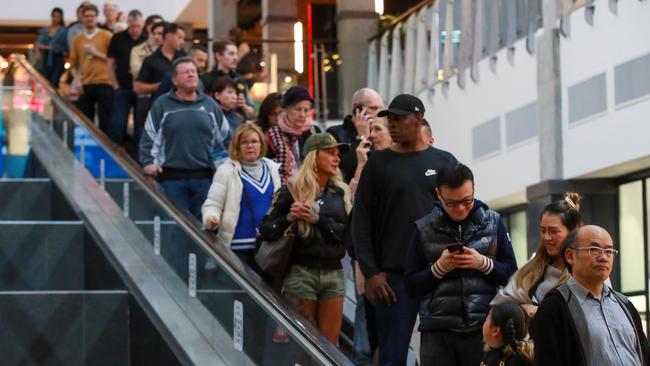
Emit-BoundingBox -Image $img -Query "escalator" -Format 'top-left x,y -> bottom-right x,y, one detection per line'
0,55 -> 354,366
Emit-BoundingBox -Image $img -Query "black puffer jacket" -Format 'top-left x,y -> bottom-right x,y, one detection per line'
259,181 -> 348,269
415,202 -> 499,331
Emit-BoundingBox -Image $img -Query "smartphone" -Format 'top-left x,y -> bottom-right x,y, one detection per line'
447,243 -> 465,253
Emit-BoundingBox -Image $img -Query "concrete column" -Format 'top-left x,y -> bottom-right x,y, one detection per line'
336,0 -> 378,115
208,0 -> 237,39
537,0 -> 563,181
261,0 -> 297,73
208,0 -> 237,68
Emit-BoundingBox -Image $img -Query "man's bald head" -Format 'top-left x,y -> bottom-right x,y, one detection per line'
578,225 -> 612,242
351,88 -> 383,118
352,88 -> 381,105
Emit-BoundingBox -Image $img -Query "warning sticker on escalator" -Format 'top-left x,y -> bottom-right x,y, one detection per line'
234,300 -> 243,351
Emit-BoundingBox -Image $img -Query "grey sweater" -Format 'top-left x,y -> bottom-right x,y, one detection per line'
491,265 -> 564,305
140,90 -> 231,170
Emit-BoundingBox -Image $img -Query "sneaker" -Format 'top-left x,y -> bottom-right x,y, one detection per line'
272,325 -> 290,343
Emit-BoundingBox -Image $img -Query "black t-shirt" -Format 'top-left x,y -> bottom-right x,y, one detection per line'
351,146 -> 457,277
136,48 -> 185,84
107,30 -> 146,89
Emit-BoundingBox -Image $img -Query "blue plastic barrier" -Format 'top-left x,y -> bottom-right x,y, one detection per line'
73,127 -> 128,178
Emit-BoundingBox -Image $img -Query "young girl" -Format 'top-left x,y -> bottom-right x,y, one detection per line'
481,303 -> 534,366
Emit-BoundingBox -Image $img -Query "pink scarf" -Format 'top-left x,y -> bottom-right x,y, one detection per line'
277,112 -> 314,136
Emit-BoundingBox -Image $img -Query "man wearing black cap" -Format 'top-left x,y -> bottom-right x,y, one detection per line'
352,94 -> 456,365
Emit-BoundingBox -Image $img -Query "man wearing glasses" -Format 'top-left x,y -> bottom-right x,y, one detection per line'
531,225 -> 649,366
404,162 -> 517,366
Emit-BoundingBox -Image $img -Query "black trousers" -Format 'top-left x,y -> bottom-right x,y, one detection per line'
420,329 -> 483,366
78,84 -> 113,137
129,96 -> 153,162
363,295 -> 378,358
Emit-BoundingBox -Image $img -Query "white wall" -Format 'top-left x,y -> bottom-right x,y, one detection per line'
416,0 -> 650,209
562,1 -> 650,179
0,0 -> 190,26
418,37 -> 540,208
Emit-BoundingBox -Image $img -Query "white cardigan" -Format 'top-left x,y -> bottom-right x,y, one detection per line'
201,157 -> 282,248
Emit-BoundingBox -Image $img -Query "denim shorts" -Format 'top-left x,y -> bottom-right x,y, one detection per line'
282,264 -> 345,301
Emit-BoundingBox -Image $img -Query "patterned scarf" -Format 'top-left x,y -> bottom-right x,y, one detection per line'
276,112 -> 313,136
266,113 -> 316,184
266,125 -> 297,184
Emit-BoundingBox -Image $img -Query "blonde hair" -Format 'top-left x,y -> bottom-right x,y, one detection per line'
514,192 -> 583,295
228,123 -> 268,161
289,150 -> 352,238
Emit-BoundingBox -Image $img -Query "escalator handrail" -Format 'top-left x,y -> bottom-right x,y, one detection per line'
13,54 -> 353,366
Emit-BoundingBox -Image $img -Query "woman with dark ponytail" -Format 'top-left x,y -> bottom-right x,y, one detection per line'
492,192 -> 584,318
481,302 -> 534,366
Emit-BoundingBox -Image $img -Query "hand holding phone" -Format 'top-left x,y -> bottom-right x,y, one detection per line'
352,104 -> 371,137
447,243 -> 465,254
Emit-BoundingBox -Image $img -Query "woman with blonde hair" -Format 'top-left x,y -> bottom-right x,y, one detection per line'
492,192 -> 583,317
202,123 -> 281,266
259,132 -> 352,344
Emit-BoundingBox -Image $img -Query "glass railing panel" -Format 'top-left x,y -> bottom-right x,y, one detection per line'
6,55 -> 351,366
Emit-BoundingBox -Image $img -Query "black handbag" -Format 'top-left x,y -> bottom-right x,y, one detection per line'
254,224 -> 295,277
254,183 -> 298,277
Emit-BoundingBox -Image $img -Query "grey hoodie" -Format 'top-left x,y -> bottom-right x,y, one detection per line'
140,90 -> 231,170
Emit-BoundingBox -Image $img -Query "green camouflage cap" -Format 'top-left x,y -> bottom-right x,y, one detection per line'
302,133 -> 350,156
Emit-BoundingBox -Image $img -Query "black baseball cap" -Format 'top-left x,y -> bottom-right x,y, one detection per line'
377,94 -> 425,117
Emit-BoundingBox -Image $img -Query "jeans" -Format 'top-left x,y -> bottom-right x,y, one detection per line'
78,84 -> 113,137
159,177 -> 211,280
39,52 -> 65,88
373,273 -> 420,366
353,269 -> 371,364
420,330 -> 483,366
159,177 -> 212,221
111,88 -> 137,146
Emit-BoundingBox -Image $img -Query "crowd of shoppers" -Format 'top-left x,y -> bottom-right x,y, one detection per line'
37,3 -> 650,364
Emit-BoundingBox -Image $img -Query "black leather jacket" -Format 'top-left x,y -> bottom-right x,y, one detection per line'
415,203 -> 499,331
326,115 -> 359,183
259,181 -> 348,269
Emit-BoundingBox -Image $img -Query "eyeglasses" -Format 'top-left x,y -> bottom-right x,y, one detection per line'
570,246 -> 619,257
440,197 -> 474,208
240,140 -> 261,146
